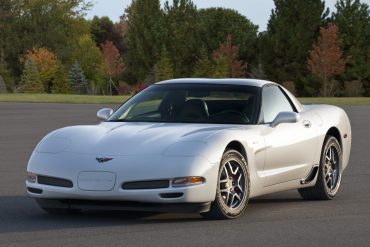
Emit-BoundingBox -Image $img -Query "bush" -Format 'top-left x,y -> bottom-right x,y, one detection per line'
118,81 -> 131,95
282,81 -> 296,96
343,80 -> 364,97
320,79 -> 340,97
131,82 -> 149,94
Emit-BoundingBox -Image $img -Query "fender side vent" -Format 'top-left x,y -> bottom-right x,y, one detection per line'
300,165 -> 319,185
122,180 -> 170,190
38,175 -> 73,188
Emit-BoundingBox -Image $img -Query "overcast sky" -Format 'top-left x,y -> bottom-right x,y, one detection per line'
86,0 -> 370,32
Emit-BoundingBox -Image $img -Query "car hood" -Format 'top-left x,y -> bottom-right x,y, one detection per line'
36,122 -> 246,156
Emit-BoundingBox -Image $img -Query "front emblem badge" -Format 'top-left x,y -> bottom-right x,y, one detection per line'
96,157 -> 114,163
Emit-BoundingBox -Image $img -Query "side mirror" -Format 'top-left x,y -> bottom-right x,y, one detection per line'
270,111 -> 300,128
97,108 -> 113,121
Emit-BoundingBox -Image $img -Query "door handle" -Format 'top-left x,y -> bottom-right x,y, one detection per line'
303,120 -> 311,128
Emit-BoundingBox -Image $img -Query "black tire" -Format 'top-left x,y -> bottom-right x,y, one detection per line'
201,149 -> 250,220
298,135 -> 342,200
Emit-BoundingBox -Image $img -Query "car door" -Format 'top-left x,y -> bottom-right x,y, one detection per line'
260,85 -> 318,187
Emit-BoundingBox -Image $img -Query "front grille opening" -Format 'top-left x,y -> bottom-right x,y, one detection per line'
38,175 -> 73,188
27,187 -> 43,194
122,180 -> 170,190
160,193 -> 184,199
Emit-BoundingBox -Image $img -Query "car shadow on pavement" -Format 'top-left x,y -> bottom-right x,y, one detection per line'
0,192 -> 309,234
0,195 -> 204,234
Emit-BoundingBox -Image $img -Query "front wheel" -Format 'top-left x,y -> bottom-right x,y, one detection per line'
298,135 -> 342,200
201,149 -> 250,220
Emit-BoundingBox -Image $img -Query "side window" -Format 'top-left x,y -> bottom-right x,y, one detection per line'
262,85 -> 294,123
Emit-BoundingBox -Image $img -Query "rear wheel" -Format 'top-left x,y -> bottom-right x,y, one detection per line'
298,136 -> 342,200
201,149 -> 250,220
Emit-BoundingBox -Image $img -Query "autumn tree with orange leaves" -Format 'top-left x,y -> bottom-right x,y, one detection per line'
23,47 -> 70,93
23,48 -> 59,92
100,41 -> 124,95
213,34 -> 246,78
308,23 -> 346,96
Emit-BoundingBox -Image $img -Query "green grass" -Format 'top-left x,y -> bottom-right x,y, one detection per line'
0,94 -> 131,104
299,97 -> 370,106
0,94 -> 370,105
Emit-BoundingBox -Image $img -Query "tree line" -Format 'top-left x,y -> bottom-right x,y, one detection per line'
0,0 -> 369,96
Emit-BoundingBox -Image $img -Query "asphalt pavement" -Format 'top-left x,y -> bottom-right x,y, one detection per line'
0,102 -> 369,247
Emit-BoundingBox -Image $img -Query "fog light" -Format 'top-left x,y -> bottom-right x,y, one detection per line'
27,172 -> 37,183
172,176 -> 205,187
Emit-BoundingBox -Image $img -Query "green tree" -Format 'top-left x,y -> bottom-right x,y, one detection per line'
90,16 -> 126,55
213,56 -> 228,78
20,58 -> 44,93
124,0 -> 165,83
73,34 -> 103,93
52,63 -> 70,94
156,47 -> 174,82
2,0 -> 91,78
260,0 -> 329,95
332,0 -> 370,93
69,61 -> 87,94
193,48 -> 213,78
0,53 -> 15,92
164,0 -> 200,77
198,8 -> 258,71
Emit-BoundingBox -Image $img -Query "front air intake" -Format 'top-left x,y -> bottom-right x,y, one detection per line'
38,175 -> 73,188
122,180 -> 170,190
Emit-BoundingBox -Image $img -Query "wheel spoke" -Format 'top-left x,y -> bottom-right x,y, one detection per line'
223,165 -> 229,179
229,194 -> 236,207
220,188 -> 229,193
326,176 -> 332,186
225,191 -> 230,205
235,193 -> 242,202
232,166 -> 239,175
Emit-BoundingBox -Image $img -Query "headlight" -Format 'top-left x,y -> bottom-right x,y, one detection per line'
36,137 -> 70,154
26,172 -> 37,183
172,176 -> 205,187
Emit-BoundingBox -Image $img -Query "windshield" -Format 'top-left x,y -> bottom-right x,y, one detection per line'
108,83 -> 261,124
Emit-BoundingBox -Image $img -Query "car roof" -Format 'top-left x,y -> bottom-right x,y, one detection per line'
155,78 -> 276,88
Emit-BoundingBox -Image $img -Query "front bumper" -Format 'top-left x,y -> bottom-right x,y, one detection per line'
26,152 -> 219,204
35,198 -> 211,213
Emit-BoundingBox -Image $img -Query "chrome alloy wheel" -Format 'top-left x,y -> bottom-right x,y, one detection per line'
324,145 -> 340,193
219,160 -> 246,209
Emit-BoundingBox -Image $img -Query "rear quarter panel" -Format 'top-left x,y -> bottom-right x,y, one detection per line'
303,104 -> 351,172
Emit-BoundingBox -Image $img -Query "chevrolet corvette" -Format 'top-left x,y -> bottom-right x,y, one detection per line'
26,79 -> 351,219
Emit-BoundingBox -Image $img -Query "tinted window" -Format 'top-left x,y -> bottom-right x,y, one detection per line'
262,85 -> 294,123
108,83 -> 261,124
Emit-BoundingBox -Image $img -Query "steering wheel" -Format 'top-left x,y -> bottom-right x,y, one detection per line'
214,110 -> 250,123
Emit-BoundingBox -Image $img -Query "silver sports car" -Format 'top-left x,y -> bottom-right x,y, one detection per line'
26,79 -> 351,219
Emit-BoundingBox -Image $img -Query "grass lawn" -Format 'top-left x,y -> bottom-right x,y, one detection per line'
0,93 -> 370,106
0,94 -> 131,104
299,97 -> 370,106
